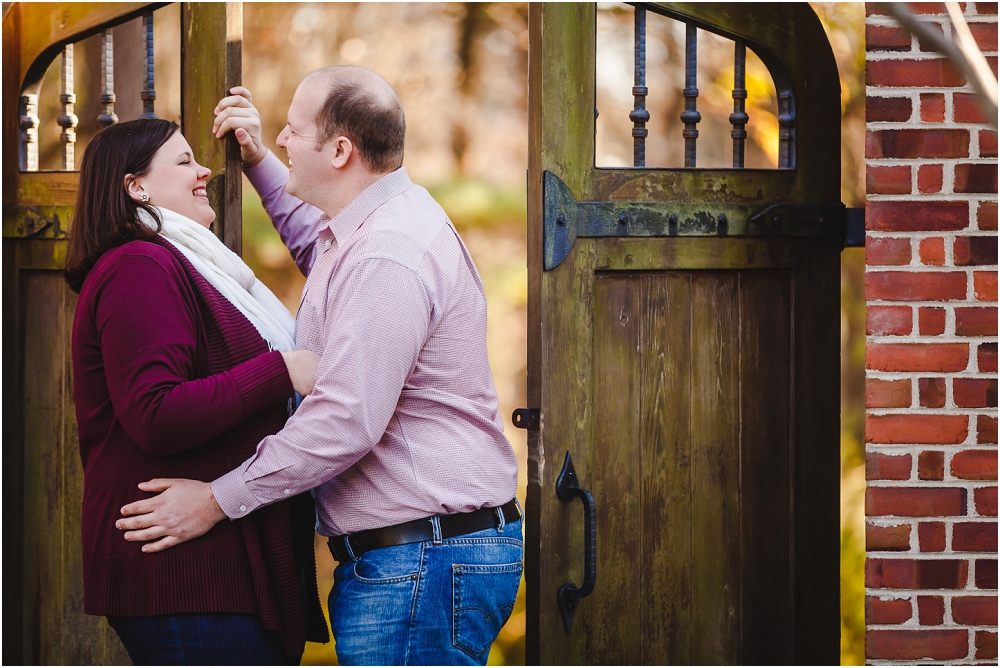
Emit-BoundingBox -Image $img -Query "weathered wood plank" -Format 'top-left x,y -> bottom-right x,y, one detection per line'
690,273 -> 740,664
581,274 -> 642,663
738,270 -> 792,664
594,238 -> 795,272
639,273 -> 692,665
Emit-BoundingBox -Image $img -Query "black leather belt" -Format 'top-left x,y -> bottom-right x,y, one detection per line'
328,499 -> 521,563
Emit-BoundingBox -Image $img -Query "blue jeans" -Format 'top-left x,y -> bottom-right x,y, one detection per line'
107,612 -> 291,665
330,518 -> 523,665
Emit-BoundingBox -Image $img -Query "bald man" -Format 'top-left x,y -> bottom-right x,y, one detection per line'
117,67 -> 521,665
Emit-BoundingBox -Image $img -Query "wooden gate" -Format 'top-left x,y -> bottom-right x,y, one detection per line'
2,3 -> 242,663
525,3 -> 843,664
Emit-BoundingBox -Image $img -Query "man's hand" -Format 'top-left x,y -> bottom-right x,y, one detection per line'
117,479 -> 228,553
281,349 -> 321,396
213,86 -> 268,168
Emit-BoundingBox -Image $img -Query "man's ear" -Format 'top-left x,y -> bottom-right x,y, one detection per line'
124,174 -> 144,202
330,136 -> 353,169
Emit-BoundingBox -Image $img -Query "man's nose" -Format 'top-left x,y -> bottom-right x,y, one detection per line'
276,126 -> 289,148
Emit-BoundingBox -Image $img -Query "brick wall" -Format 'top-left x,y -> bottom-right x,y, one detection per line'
865,2 -> 998,664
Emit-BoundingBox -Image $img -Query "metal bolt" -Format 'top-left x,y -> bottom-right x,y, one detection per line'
556,214 -> 565,226
718,214 -> 727,224
618,215 -> 627,225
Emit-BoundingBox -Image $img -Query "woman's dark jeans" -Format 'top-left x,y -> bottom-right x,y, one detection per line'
107,612 -> 292,666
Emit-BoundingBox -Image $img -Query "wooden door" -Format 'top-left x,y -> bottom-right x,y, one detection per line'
525,4 -> 842,664
2,4 -> 241,663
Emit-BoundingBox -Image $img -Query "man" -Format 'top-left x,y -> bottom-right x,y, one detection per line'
116,66 -> 522,665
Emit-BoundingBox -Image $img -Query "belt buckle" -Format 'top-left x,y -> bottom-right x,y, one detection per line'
342,534 -> 359,561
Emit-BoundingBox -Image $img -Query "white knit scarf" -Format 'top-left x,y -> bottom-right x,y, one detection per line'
139,206 -> 297,352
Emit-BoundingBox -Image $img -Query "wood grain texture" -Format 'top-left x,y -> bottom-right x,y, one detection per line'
690,273 -> 741,665
639,274 -> 692,665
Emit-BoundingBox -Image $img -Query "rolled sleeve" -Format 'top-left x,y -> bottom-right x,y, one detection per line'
212,257 -> 432,519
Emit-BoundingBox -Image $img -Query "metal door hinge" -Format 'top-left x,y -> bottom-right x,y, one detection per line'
512,408 -> 540,430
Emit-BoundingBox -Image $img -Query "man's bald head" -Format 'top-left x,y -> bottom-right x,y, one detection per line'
303,66 -> 405,174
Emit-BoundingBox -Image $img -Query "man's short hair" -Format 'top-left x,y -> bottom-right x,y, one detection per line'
314,75 -> 406,173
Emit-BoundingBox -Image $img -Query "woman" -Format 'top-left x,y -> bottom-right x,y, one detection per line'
66,118 -> 328,664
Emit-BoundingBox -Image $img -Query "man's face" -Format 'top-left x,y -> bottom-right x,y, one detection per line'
275,81 -> 335,205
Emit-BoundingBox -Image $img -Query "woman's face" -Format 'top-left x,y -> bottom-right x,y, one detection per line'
128,131 -> 215,227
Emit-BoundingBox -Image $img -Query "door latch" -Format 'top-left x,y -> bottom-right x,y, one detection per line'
511,408 -> 540,430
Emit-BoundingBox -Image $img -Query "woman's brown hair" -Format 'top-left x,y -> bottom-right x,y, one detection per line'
64,118 -> 179,293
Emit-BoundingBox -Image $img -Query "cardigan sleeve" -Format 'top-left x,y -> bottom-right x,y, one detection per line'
93,249 -> 293,456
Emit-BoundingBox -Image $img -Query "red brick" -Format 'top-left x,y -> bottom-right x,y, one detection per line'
866,487 -> 967,516
916,20 -> 950,53
977,2 -> 998,14
867,629 -> 968,661
866,271 -> 967,301
979,415 -> 998,444
918,307 -> 946,335
867,452 -> 913,480
974,271 -> 998,300
865,3 -> 966,14
868,378 -> 912,408
867,305 -> 913,335
867,342 -> 970,372
954,521 -> 999,551
970,21 -> 998,51
980,129 -> 998,158
956,307 -> 998,336
867,558 -> 968,589
953,449 -> 999,479
867,414 -> 969,444
917,164 -> 944,193
867,23 -> 913,51
990,54 -> 999,76
867,201 -> 969,232
866,237 -> 912,266
919,520 -> 947,550
919,377 -> 947,408
917,594 -> 945,624
867,522 -> 913,550
920,92 -> 946,122
867,58 -> 966,87
867,128 -> 970,159
977,201 -> 998,230
976,559 -> 998,588
954,595 -> 999,625
954,235 -> 999,265
866,595 -> 913,623
976,631 -> 997,660
918,237 -> 945,265
918,450 -> 946,479
955,91 -> 990,123
868,96 -> 913,122
867,165 -> 912,194
975,486 -> 998,516
955,163 -> 999,193
954,377 -> 998,407
979,343 -> 998,372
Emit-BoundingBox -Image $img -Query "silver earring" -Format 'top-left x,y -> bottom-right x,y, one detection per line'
140,191 -> 150,203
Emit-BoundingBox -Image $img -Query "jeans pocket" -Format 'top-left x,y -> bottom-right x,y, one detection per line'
352,543 -> 422,584
452,561 -> 523,659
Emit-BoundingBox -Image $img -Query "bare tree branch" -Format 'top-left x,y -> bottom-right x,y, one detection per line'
878,2 -> 998,129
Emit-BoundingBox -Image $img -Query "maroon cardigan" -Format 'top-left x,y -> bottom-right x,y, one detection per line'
72,237 -> 327,656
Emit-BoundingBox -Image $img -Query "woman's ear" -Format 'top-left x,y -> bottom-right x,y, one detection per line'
124,174 -> 144,202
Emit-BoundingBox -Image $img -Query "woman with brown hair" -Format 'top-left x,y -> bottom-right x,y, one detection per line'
66,118 -> 327,664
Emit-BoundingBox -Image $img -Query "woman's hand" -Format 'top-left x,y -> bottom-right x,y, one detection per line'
281,350 -> 321,396
213,86 -> 268,167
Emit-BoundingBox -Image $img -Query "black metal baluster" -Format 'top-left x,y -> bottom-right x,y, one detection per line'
98,29 -> 118,127
141,11 -> 157,119
58,44 -> 79,170
20,94 -> 39,171
778,89 -> 795,168
680,23 -> 700,168
629,7 -> 649,167
730,39 -> 748,169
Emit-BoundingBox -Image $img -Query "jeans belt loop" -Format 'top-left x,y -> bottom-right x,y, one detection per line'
495,505 -> 506,533
343,534 -> 358,561
431,516 -> 443,545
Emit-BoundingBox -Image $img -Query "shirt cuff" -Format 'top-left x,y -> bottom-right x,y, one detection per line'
211,468 -> 263,520
244,150 -> 290,197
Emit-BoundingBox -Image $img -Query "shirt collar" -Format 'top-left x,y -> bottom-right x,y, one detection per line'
324,167 -> 413,244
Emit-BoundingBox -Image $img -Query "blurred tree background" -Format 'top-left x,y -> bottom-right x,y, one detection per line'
31,2 -> 866,664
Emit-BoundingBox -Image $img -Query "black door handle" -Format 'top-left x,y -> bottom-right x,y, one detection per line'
555,451 -> 596,633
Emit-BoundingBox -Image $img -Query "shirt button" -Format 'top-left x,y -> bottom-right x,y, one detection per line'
239,505 -> 247,512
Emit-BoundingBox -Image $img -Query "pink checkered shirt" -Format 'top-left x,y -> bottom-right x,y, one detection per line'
212,152 -> 518,535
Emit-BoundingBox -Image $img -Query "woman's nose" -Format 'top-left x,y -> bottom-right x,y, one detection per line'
199,165 -> 212,180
